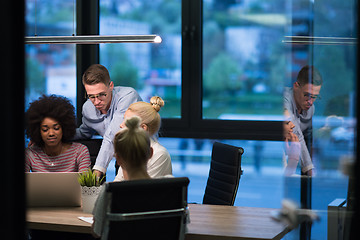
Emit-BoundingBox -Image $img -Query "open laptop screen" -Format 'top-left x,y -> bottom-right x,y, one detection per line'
26,172 -> 81,207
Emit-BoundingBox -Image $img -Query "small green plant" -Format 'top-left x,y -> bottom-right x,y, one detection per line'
78,169 -> 104,187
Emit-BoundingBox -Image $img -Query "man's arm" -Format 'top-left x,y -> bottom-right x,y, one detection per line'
302,123 -> 313,156
73,122 -> 95,140
283,88 -> 313,175
92,90 -> 142,174
284,133 -> 301,176
294,127 -> 314,175
92,136 -> 115,174
73,102 -> 96,140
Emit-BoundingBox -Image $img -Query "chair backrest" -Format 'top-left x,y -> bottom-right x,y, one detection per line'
203,141 -> 244,206
74,139 -> 102,168
103,177 -> 190,240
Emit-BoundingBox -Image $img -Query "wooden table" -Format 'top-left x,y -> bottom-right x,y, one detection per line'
27,204 -> 289,240
186,204 -> 289,240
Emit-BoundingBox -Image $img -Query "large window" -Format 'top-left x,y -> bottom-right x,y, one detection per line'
25,0 -> 77,109
99,0 -> 182,118
24,0 -> 357,239
288,1 -> 356,239
203,0 -> 285,120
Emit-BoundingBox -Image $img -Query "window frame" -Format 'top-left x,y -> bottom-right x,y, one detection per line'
76,0 -> 99,126
75,0 -> 282,141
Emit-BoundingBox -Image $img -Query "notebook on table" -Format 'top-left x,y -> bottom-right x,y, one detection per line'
26,172 -> 81,207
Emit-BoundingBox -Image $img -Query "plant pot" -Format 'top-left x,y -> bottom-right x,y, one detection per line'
81,186 -> 102,213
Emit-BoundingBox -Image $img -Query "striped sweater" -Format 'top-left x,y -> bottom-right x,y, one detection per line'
25,142 -> 91,172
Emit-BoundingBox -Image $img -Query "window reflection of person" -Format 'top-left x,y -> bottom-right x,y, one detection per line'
284,65 -> 323,176
283,110 -> 301,176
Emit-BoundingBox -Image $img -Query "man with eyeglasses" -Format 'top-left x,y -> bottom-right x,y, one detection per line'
74,64 -> 142,177
284,65 -> 323,176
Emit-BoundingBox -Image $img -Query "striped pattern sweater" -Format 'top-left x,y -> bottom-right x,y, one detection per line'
25,142 -> 91,172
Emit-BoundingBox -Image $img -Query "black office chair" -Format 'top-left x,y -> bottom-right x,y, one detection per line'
102,177 -> 190,240
74,139 -> 102,168
203,141 -> 244,206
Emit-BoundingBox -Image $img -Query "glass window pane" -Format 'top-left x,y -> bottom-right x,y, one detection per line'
162,137 -> 284,208
284,0 -> 356,239
99,0 -> 182,118
312,1 -> 355,239
203,1 -> 286,120
25,0 -> 77,109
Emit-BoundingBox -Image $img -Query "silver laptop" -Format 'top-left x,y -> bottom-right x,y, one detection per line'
26,172 -> 81,207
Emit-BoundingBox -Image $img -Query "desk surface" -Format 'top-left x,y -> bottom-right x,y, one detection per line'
27,204 -> 289,240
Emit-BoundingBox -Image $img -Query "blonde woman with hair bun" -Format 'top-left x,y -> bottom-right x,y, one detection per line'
113,116 -> 152,180
93,116 -> 153,237
114,96 -> 172,181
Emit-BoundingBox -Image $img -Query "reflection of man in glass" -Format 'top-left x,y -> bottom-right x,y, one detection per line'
74,64 -> 142,177
283,109 -> 300,176
283,65 -> 323,176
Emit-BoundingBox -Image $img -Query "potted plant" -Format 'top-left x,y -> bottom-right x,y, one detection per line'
78,169 -> 104,213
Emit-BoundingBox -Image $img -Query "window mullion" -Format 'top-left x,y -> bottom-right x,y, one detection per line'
76,0 -> 99,126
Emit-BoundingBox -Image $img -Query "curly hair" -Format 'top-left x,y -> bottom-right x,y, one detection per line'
25,95 -> 76,147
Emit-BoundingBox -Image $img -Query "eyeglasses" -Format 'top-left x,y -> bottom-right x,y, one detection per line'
297,82 -> 321,101
303,92 -> 321,101
87,93 -> 107,101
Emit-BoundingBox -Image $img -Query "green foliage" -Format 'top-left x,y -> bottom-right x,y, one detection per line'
203,21 -> 224,69
25,58 -> 46,95
203,94 -> 283,118
111,61 -> 139,89
204,53 -> 243,96
77,169 -> 104,187
268,38 -> 287,94
158,1 -> 181,24
106,0 -> 181,35
27,1 -> 75,24
101,45 -> 139,88
313,45 -> 354,116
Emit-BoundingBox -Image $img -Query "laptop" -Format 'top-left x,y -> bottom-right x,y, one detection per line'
26,172 -> 82,207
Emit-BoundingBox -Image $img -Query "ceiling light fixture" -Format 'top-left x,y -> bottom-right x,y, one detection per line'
25,35 -> 162,44
283,36 -> 356,45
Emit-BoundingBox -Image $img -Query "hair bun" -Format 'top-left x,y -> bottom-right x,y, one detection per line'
125,116 -> 142,132
150,96 -> 164,112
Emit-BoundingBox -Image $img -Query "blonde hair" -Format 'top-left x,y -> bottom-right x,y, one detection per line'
113,116 -> 151,169
127,96 -> 164,136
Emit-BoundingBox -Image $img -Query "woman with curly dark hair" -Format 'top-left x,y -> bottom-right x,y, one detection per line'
25,95 -> 91,172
